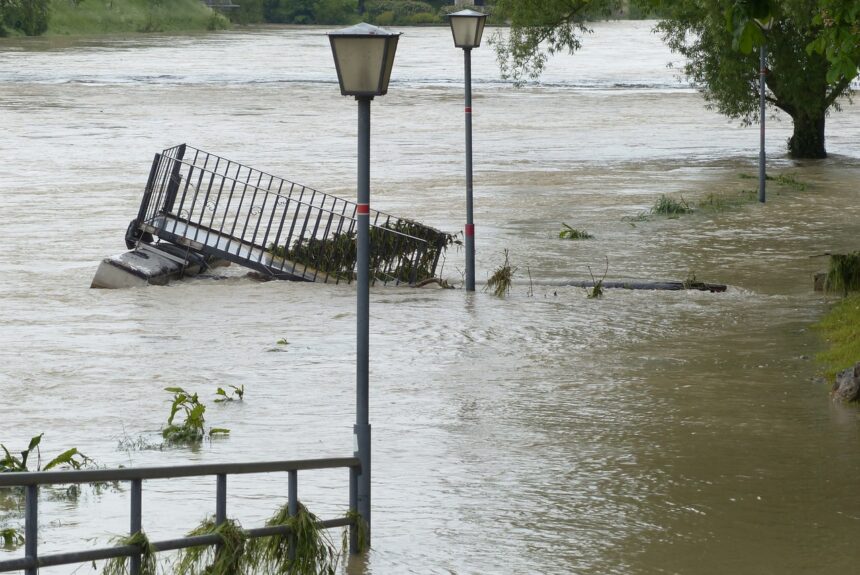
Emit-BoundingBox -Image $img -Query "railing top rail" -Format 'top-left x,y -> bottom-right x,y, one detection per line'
162,144 -> 449,238
0,457 -> 360,487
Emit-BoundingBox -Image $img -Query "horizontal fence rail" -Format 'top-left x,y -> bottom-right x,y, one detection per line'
0,457 -> 361,575
131,144 -> 452,285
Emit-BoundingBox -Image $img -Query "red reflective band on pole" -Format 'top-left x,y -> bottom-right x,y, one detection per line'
465,107 -> 472,113
357,203 -> 370,215
465,224 -> 475,237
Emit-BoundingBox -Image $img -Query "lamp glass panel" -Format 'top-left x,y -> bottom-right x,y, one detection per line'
473,17 -> 486,47
379,36 -> 399,95
450,17 -> 480,48
331,36 -> 387,95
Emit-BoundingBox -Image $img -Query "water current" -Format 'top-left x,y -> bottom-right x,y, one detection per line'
1,21 -> 859,574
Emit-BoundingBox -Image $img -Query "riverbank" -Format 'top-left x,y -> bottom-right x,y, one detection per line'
1,0 -> 228,36
816,292 -> 860,380
49,0 -> 228,34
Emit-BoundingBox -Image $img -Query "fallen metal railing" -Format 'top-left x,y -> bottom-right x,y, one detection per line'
0,457 -> 360,574
128,144 -> 453,285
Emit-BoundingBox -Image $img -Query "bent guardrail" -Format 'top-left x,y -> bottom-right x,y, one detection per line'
127,144 -> 454,284
0,457 -> 361,574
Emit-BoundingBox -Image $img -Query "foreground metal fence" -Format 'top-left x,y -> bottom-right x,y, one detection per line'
128,144 -> 452,284
0,457 -> 360,574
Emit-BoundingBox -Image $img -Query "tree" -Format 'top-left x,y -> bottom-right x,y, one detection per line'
494,0 -> 860,159
659,0 -> 857,158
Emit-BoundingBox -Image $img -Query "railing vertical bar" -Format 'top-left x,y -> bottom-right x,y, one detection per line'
197,157 -> 221,246
349,465 -> 358,554
216,474 -> 227,525
288,470 -> 298,562
346,205 -> 358,284
292,190 -> 317,276
187,156 -> 211,242
148,155 -> 172,223
250,175 -> 275,254
283,186 -> 307,273
330,201 -> 351,285
270,183 -> 297,272
259,180 -> 285,264
220,162 -> 246,254
24,484 -> 37,575
226,168 -> 254,250
306,196 -> 329,282
170,159 -> 196,235
130,479 -> 142,575
206,160 -> 231,233
239,172 -> 266,248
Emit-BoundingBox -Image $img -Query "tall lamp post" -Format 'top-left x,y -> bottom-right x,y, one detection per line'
448,9 -> 487,292
328,22 -> 400,548
755,17 -> 773,203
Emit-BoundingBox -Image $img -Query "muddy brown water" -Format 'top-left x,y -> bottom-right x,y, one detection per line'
1,22 -> 859,574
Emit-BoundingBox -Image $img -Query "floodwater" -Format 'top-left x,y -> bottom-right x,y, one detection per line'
2,21 -> 860,574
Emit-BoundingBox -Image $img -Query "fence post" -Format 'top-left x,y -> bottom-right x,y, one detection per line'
288,470 -> 298,562
130,479 -> 142,575
24,484 -> 38,575
162,144 -> 187,214
349,465 -> 358,554
215,474 -> 227,525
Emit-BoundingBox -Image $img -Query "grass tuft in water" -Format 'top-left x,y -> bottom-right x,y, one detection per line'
0,527 -> 24,549
485,250 -> 516,298
696,189 -> 757,212
824,253 -> 860,296
650,194 -> 693,217
558,223 -> 594,240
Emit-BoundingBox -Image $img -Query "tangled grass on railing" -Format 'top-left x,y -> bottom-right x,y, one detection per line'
102,531 -> 157,575
267,220 -> 456,285
247,503 -> 341,575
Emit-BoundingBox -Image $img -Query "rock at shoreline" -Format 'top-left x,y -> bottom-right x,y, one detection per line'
832,362 -> 860,402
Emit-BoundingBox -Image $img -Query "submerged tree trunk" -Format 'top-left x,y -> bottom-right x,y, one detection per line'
788,113 -> 827,159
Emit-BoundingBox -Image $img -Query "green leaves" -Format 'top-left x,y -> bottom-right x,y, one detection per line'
558,223 -> 594,240
1,435 -> 90,473
162,387 -> 231,444
214,385 -> 245,403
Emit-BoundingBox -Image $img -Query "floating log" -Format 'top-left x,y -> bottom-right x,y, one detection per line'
559,280 -> 727,293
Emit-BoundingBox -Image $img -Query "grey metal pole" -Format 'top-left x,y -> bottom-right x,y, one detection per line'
464,48 -> 475,291
355,95 -> 372,545
25,484 -> 37,575
130,479 -> 142,575
759,43 -> 767,203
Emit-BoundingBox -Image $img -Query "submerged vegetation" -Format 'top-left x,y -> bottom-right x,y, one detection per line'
267,221 -> 454,285
558,223 -> 594,240
650,194 -> 694,217
171,504 -> 343,575
815,293 -> 860,380
1,433 -> 90,473
162,387 -> 230,444
486,250 -> 516,297
824,253 -> 860,296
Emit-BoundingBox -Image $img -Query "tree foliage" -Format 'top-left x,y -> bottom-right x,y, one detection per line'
656,0 -> 857,158
494,0 -> 860,159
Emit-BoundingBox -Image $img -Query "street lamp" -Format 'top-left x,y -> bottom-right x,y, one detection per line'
755,16 -> 773,203
328,21 -> 400,549
448,9 -> 487,292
